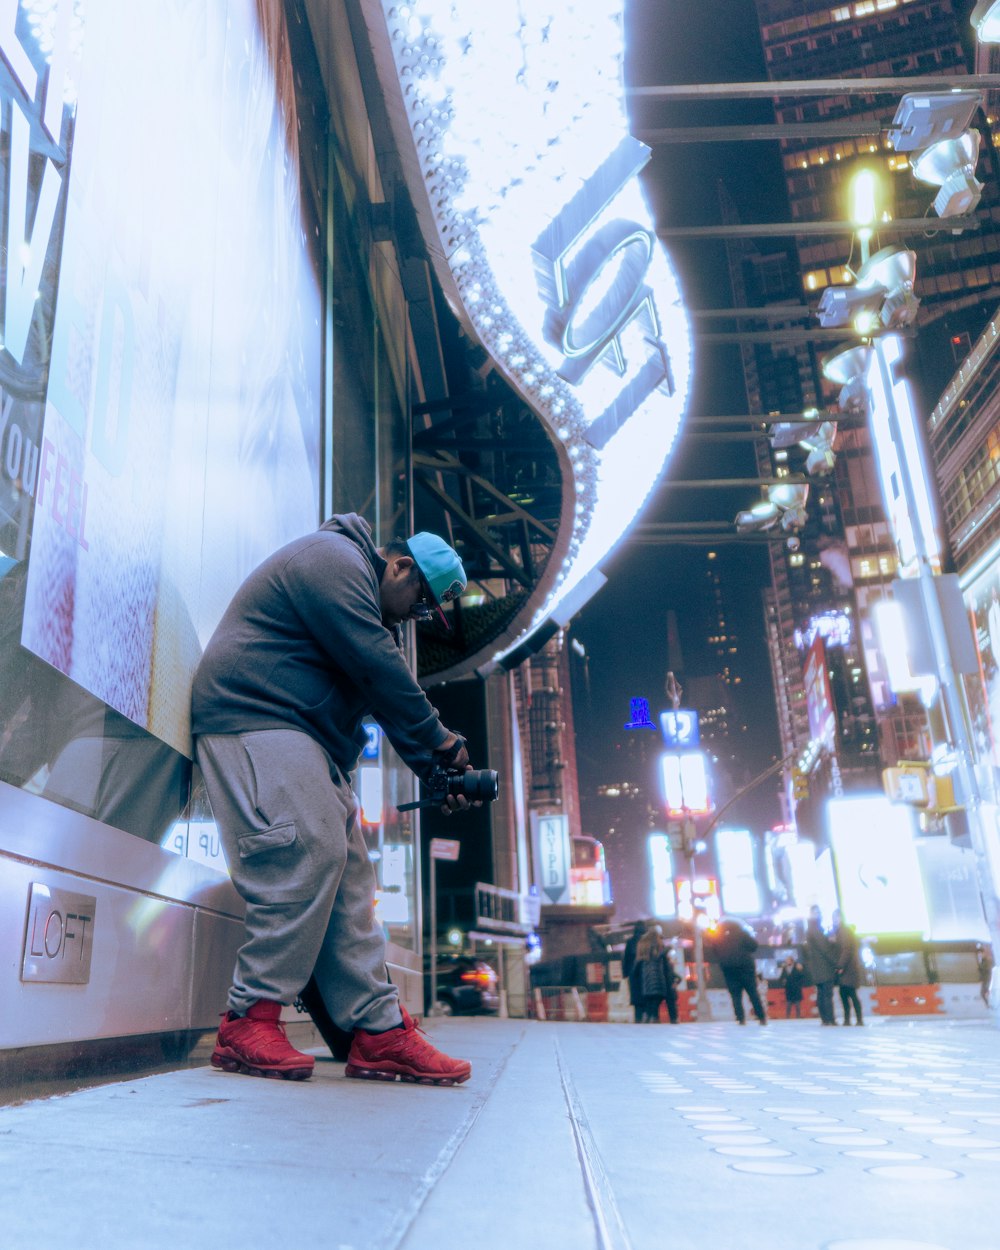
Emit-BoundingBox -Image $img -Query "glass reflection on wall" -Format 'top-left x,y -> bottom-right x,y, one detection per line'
0,0 -> 322,854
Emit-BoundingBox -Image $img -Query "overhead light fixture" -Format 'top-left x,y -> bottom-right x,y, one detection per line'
800,422 -> 838,477
735,500 -> 781,534
768,482 -> 809,531
887,90 -> 983,153
911,129 -> 983,218
816,283 -> 884,331
856,245 -> 920,329
971,0 -> 1000,41
769,411 -> 837,476
822,344 -> 872,415
770,410 -> 823,450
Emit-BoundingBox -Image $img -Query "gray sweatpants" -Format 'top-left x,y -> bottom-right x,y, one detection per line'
195,728 -> 401,1031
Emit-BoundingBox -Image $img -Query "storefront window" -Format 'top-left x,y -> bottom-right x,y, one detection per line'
0,1 -> 322,861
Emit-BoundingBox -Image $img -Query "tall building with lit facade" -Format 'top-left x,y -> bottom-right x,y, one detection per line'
739,0 -> 1000,800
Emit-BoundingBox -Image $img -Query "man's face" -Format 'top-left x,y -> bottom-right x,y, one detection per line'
380,556 -> 432,626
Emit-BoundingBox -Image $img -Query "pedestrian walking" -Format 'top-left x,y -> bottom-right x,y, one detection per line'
778,956 -> 805,1018
191,513 -> 475,1086
977,942 -> 994,1007
714,917 -> 767,1025
635,924 -> 679,1023
833,911 -> 865,1025
622,920 -> 647,1024
803,905 -> 839,1025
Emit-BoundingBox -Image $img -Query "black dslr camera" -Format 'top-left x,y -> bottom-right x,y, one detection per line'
398,765 -> 499,811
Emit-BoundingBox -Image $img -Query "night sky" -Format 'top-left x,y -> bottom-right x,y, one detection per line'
571,0 -> 787,831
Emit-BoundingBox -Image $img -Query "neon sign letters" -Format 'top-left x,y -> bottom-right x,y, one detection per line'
369,2 -> 692,658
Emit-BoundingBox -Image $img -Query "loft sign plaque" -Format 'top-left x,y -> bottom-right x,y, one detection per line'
21,883 -> 97,985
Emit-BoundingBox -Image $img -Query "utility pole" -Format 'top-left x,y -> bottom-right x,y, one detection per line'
665,671 -> 712,1021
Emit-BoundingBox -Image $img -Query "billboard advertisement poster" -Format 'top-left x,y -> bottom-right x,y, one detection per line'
803,635 -> 837,750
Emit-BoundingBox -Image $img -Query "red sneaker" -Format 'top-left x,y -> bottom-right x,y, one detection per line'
345,1007 -> 471,1086
211,999 -> 315,1080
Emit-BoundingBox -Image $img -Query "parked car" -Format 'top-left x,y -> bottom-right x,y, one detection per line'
426,955 -> 499,1015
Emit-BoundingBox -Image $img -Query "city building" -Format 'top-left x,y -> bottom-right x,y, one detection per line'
738,0 -> 1000,814
0,0 -> 695,1074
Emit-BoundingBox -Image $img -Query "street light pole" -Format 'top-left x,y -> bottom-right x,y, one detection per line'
666,671 -> 712,1021
871,335 -> 1000,997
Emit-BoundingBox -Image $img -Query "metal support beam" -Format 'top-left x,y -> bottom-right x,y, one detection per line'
693,327 -> 865,344
659,216 -> 979,239
665,477 -> 808,488
690,305 -> 813,320
628,76 -> 1000,100
639,120 -> 884,143
684,411 -> 841,424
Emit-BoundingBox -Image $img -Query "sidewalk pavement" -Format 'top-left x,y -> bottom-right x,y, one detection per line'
2,1014 -> 999,1250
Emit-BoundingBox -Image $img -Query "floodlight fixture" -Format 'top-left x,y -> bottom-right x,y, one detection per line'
768,481 -> 809,518
971,0 -> 1000,42
911,129 -> 983,218
816,283 -> 884,330
887,90 -> 983,153
735,500 -> 781,534
856,245 -> 919,329
822,344 -> 872,415
801,422 -> 838,477
770,409 -> 823,450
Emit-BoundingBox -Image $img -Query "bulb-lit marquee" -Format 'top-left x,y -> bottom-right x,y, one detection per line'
368,2 -> 692,658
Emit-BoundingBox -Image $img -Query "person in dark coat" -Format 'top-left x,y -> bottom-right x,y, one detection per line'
833,912 -> 865,1025
977,943 -> 994,1007
621,920 -> 647,1023
803,905 -> 839,1025
714,918 -> 766,1025
778,956 -> 806,1018
635,924 -> 679,1023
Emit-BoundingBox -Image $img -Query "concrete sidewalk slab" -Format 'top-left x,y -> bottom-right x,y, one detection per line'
1,1017 -> 998,1250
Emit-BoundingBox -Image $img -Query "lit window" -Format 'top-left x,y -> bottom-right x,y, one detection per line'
854,1 -> 876,14
832,4 -> 851,16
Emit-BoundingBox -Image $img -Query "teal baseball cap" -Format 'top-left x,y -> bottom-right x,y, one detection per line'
406,531 -> 467,628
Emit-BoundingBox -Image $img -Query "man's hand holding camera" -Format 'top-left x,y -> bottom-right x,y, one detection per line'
428,735 -> 499,815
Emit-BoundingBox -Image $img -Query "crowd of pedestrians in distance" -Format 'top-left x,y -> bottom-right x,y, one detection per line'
621,905 -> 873,1026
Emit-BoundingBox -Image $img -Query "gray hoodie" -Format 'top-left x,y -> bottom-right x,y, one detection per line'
190,514 -> 450,777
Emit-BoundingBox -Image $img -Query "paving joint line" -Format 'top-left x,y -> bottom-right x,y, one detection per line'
554,1035 -> 634,1250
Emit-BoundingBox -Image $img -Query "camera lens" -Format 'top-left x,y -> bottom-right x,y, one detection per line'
452,768 -> 499,803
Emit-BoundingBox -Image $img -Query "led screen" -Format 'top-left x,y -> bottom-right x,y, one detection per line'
14,0 -> 322,756
828,796 -> 929,937
647,833 -> 676,918
367,1 -> 692,656
716,828 -> 761,916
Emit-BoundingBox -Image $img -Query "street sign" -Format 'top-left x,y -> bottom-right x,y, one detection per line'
660,708 -> 699,747
430,838 -> 461,861
531,813 -> 572,905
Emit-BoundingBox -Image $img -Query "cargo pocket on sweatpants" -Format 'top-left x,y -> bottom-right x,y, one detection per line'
234,822 -> 315,905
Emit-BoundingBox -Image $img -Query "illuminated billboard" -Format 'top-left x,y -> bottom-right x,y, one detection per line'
647,833 -> 676,919
660,751 -> 711,818
828,796 -> 929,937
14,1 -> 322,755
716,828 -> 761,916
364,1 -> 692,658
803,636 -> 837,750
